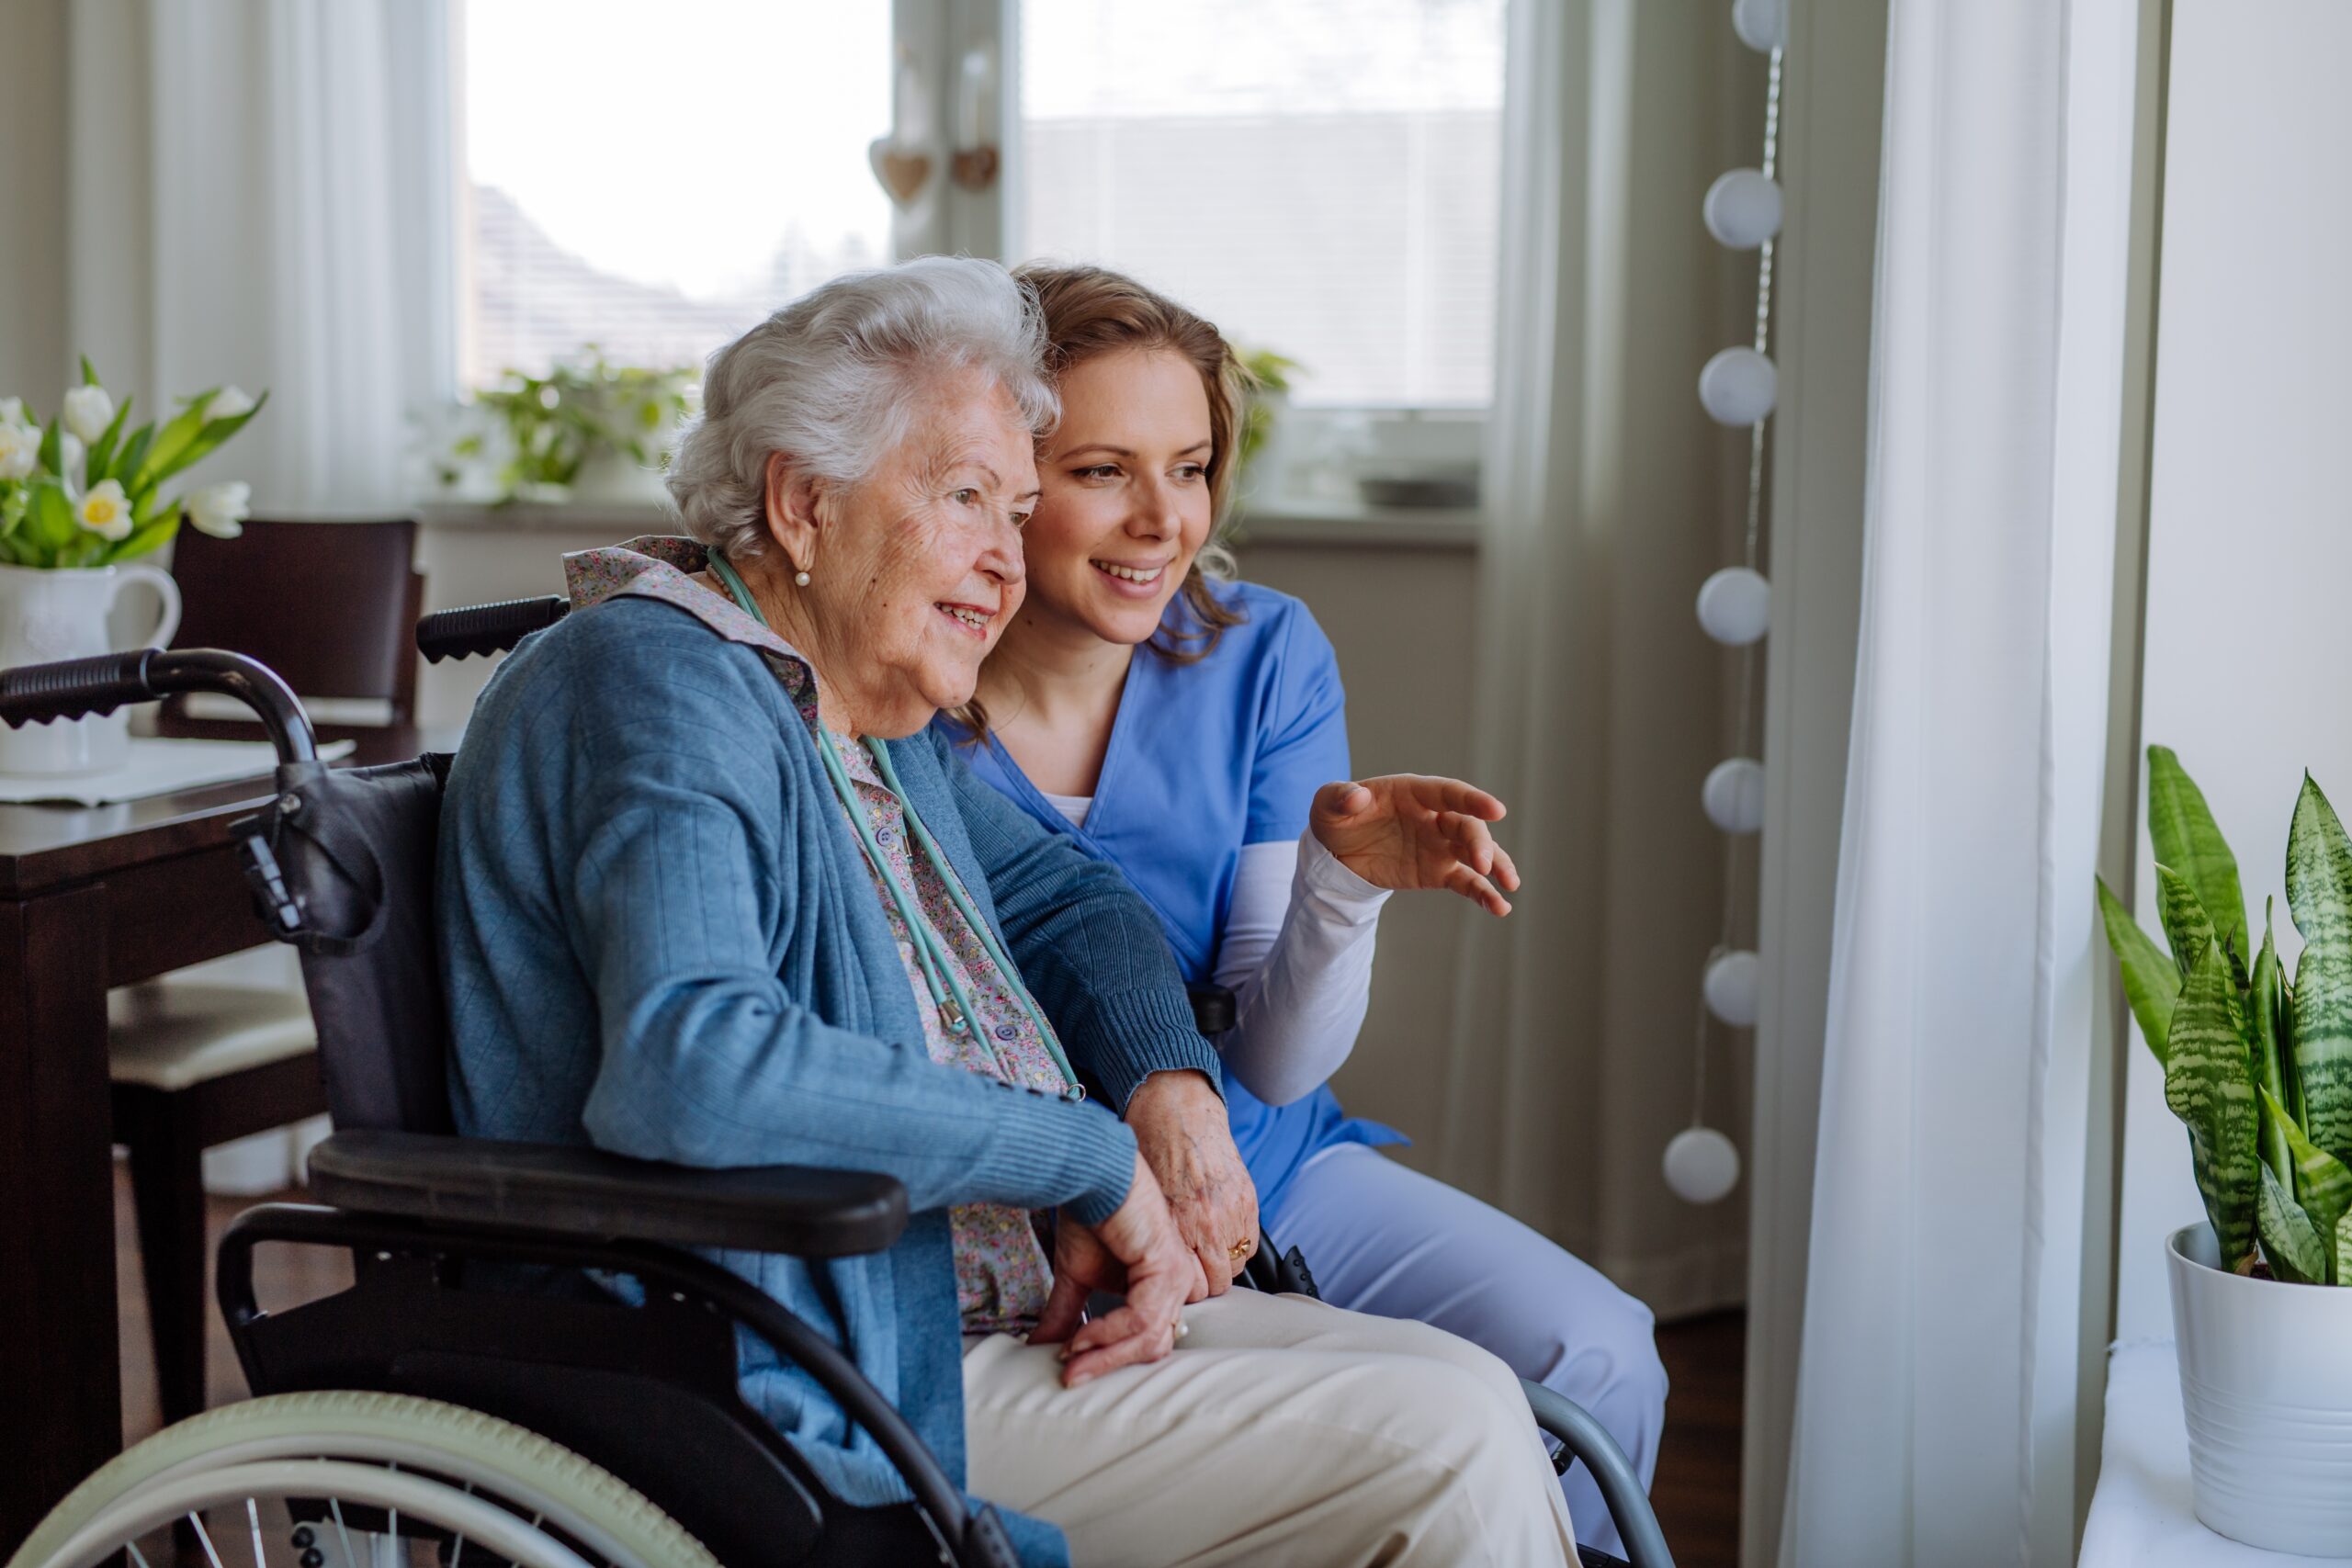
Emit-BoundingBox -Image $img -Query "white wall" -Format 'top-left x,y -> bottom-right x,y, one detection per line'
1240,541 -> 1481,1160
0,0 -> 68,400
2119,0 -> 2352,1339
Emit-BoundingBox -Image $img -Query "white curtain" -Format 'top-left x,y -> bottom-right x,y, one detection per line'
69,0 -> 455,514
1778,0 -> 2143,1562
1438,0 -> 1760,1318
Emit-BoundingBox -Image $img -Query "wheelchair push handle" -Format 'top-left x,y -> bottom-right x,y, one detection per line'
416,594 -> 569,664
0,649 -> 162,727
0,646 -> 318,763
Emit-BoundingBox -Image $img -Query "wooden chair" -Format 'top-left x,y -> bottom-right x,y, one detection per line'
119,515 -> 423,1424
158,517 -> 425,750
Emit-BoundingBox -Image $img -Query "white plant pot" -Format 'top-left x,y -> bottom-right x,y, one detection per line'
570,448 -> 673,506
2166,1222 -> 2352,1556
0,562 -> 182,776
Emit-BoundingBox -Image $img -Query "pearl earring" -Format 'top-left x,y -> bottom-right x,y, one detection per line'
794,569 -> 811,587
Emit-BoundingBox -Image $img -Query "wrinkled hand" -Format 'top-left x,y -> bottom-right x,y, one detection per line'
1309,774 -> 1521,917
1125,1069 -> 1260,1298
1030,1151 -> 1204,1386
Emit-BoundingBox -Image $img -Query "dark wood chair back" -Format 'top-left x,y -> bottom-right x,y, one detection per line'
160,517 -> 424,747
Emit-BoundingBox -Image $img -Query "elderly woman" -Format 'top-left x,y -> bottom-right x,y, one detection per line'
436,257 -> 1577,1567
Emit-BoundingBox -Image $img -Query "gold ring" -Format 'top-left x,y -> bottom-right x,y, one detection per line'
1228,1237 -> 1255,1261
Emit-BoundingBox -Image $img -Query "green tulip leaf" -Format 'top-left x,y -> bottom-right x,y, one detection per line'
28,479 -> 75,552
2338,1211 -> 2352,1287
139,392 -> 218,483
114,424 -> 154,492
2259,1163 -> 2328,1283
2149,747 -> 2252,976
158,392 -> 270,484
101,514 -> 177,565
2166,938 -> 2262,1271
37,414 -> 62,479
2098,877 -> 2179,1065
84,394 -> 131,485
2155,863 -> 2222,982
80,354 -> 100,388
2287,774 -> 2352,1166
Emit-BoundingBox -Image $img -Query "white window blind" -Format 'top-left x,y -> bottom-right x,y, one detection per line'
1016,0 -> 1505,409
460,1 -> 893,385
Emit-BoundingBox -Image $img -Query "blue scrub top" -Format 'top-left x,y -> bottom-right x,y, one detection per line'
938,579 -> 1403,1218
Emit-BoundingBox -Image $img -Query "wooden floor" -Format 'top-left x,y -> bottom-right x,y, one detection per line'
116,1172 -> 1746,1566
1650,1308 -> 1745,1567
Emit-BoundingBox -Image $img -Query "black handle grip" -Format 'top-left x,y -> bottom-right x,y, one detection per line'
0,648 -> 316,762
0,649 -> 159,727
416,595 -> 570,664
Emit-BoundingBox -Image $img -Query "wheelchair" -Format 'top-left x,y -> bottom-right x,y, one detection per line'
1,599 -> 1673,1568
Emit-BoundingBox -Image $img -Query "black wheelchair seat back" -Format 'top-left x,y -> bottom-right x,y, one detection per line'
261,753 -> 458,1135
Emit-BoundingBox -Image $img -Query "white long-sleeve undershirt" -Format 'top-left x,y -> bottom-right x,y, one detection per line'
1039,792 -> 1390,1106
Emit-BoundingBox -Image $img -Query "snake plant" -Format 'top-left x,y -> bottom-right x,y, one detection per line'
2099,747 -> 2352,1282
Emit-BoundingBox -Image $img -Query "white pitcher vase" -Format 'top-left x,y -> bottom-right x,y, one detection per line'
0,562 -> 182,776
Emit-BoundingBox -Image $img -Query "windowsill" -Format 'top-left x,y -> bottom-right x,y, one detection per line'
1235,501 -> 1483,551
417,499 -> 675,534
417,498 -> 1484,552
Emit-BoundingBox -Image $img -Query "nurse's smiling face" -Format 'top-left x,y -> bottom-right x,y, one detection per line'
1017,347 -> 1217,649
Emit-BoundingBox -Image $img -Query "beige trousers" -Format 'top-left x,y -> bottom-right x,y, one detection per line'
962,1290 -> 1578,1567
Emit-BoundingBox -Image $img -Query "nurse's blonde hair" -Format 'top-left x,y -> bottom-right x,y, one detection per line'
949,265 -> 1256,740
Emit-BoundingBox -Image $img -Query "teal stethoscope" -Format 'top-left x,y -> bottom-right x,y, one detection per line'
706,551 -> 1084,1102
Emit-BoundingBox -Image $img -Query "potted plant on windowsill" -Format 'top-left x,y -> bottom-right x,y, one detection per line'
2098,747 -> 2352,1557
437,350 -> 695,508
0,360 -> 266,775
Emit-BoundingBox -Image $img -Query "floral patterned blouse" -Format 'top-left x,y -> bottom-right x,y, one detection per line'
564,536 -> 1070,1334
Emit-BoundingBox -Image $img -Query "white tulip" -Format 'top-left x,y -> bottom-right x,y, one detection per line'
59,432 -> 84,483
74,479 -> 133,541
0,422 -> 37,480
62,384 -> 115,446
0,397 -> 28,432
186,479 -> 251,538
205,386 -> 255,422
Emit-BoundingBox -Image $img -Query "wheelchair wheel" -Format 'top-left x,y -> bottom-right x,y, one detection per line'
9,1391 -> 720,1568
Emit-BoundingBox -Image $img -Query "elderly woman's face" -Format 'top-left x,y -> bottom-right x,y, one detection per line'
1018,347 -> 1216,650
798,376 -> 1037,736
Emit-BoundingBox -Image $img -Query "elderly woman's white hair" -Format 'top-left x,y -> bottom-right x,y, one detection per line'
668,256 -> 1059,561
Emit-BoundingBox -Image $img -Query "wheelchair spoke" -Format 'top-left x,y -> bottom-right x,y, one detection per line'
190,1510 -> 228,1568
247,1496 -> 266,1568
328,1495 -> 357,1566
126,1541 -> 153,1568
450,1479 -> 472,1566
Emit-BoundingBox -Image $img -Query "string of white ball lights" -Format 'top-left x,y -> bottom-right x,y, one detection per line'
1665,0 -> 1784,1208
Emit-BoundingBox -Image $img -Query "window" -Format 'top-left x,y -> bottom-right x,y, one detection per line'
1015,0 -> 1507,410
459,1 -> 894,385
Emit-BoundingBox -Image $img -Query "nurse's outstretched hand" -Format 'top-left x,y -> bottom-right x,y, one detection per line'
1310,775 -> 1521,917
1032,1151 -> 1204,1387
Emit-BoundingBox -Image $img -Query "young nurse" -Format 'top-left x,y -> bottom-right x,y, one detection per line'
938,265 -> 1669,1552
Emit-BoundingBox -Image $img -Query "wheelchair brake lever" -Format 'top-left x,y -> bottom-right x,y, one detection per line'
233,818 -> 305,941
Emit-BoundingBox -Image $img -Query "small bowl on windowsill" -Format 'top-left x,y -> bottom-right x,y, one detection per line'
1355,467 -> 1480,510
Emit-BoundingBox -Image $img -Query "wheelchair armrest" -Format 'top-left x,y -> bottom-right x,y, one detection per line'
306,1129 -> 909,1258
1520,1379 -> 1676,1568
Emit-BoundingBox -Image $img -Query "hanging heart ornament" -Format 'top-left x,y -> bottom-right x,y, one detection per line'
868,138 -> 933,209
